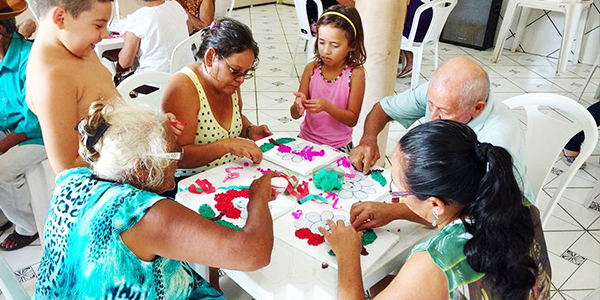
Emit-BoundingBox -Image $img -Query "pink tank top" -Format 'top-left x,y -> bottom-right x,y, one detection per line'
300,64 -> 353,149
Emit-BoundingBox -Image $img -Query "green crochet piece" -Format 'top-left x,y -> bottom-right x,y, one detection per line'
197,204 -> 242,231
198,204 -> 216,219
328,229 -> 378,256
260,137 -> 296,152
313,169 -> 343,192
215,220 -> 242,231
370,170 -> 387,187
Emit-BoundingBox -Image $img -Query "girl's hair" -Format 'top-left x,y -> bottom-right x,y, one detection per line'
195,17 -> 259,67
398,120 -> 537,300
76,101 -> 171,191
314,5 -> 366,67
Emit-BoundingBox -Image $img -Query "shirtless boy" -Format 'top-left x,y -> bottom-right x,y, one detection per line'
27,0 -> 183,174
26,0 -> 118,173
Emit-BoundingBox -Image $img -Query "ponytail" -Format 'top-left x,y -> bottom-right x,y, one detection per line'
462,144 -> 536,299
399,120 -> 537,299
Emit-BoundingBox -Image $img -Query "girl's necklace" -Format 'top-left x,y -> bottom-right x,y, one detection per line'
319,64 -> 348,84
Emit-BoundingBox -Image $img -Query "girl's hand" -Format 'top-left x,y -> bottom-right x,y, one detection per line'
303,98 -> 329,113
249,125 -> 273,141
293,92 -> 307,116
319,219 -> 363,259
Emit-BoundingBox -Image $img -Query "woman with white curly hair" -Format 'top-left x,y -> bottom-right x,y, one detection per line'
34,101 -> 276,299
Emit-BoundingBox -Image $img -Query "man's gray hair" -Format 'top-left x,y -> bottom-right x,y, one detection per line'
77,102 -> 171,190
430,60 -> 490,109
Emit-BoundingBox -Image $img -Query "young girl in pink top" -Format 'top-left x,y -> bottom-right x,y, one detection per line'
290,5 -> 366,153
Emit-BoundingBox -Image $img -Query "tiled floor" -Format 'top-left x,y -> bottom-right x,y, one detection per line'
2,3 -> 599,300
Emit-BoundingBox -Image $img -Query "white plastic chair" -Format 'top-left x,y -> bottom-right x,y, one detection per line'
292,0 -> 323,65
0,253 -> 29,300
400,0 -> 458,89
116,71 -> 173,109
170,30 -> 204,74
25,159 -> 55,247
492,0 -> 593,74
503,93 -> 598,228
578,53 -> 600,102
25,0 -> 40,24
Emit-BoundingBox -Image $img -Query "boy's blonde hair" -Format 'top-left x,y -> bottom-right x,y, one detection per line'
38,0 -> 113,18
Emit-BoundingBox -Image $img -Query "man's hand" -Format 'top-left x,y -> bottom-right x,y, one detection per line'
0,132 -> 27,153
349,139 -> 380,173
350,202 -> 397,231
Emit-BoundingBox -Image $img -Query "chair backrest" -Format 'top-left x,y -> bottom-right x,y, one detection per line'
25,0 -> 40,23
404,0 -> 457,47
0,253 -> 29,300
215,0 -> 235,18
170,30 -> 204,74
503,93 -> 598,227
116,71 -> 173,109
293,0 -> 323,41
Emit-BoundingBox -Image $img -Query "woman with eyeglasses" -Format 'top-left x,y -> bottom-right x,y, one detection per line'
35,101 -> 277,299
321,120 -> 551,300
162,18 -> 272,187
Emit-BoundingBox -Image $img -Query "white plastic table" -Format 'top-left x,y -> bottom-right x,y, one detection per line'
175,159 -> 434,299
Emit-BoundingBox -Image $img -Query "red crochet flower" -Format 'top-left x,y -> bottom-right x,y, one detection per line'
214,189 -> 249,219
295,228 -> 325,246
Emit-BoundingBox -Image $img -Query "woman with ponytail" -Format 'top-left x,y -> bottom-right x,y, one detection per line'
321,120 -> 551,299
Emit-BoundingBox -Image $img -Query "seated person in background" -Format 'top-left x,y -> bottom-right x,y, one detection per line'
26,0 -> 183,174
306,0 -> 355,34
163,18 -> 271,180
323,120 -> 551,299
115,0 -> 190,81
398,0 -> 433,78
0,0 -> 46,251
176,0 -> 213,33
16,18 -> 37,38
562,101 -> 599,168
34,101 -> 276,298
350,56 -> 531,225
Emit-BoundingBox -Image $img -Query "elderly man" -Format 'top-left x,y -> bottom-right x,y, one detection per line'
0,0 -> 45,250
349,56 -> 531,227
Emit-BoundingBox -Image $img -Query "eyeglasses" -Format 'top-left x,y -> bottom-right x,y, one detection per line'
222,57 -> 255,80
147,148 -> 184,161
389,179 -> 414,203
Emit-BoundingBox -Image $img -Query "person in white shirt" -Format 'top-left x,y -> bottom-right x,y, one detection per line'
117,0 -> 190,74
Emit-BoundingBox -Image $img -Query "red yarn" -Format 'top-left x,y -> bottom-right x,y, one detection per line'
295,228 -> 325,246
214,189 -> 249,219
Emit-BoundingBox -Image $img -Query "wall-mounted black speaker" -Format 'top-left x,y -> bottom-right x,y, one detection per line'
440,0 -> 503,50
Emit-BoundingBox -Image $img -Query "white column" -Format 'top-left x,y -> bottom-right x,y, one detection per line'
354,0 -> 406,166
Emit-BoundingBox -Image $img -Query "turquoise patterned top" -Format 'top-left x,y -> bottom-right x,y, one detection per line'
409,207 -> 552,299
34,167 -> 225,300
